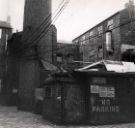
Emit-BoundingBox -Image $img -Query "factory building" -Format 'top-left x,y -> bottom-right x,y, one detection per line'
0,21 -> 12,94
73,0 -> 135,63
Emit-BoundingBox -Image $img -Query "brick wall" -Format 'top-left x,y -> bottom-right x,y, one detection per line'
74,12 -> 121,62
120,9 -> 135,46
73,7 -> 135,62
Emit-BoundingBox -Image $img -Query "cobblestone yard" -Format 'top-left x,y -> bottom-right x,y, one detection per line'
0,105 -> 135,128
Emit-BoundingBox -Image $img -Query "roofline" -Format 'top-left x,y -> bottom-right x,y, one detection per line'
72,11 -> 121,41
75,60 -> 104,71
0,26 -> 12,29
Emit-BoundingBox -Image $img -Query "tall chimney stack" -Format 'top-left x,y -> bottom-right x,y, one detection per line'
22,0 -> 52,45
19,0 -> 54,111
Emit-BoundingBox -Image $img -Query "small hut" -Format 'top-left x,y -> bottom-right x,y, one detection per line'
42,60 -> 135,125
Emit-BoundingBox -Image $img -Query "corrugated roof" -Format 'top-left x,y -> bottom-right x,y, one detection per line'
76,60 -> 135,73
0,21 -> 11,29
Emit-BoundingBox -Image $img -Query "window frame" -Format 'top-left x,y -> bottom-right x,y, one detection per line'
45,86 -> 53,98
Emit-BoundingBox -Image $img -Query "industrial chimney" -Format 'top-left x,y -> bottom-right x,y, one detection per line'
19,0 -> 57,111
22,0 -> 52,44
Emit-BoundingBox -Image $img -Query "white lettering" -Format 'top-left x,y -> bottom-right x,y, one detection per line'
92,106 -> 120,113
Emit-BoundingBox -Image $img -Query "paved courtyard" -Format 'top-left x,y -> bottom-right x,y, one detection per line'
0,105 -> 135,128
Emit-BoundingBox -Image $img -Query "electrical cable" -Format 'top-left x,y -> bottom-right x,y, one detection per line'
7,2 -> 135,61
8,18 -> 135,60
22,0 -> 70,49
8,0 -> 70,59
8,19 -> 135,61
22,0 -> 66,45
32,0 -> 70,45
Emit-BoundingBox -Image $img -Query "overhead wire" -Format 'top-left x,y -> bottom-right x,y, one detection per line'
22,0 -> 67,48
11,18 -> 135,60
9,1 -> 135,61
12,0 -> 69,56
12,0 -> 70,59
24,0 -> 70,48
73,18 -> 135,45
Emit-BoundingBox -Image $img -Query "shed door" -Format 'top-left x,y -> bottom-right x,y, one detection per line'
63,84 -> 86,124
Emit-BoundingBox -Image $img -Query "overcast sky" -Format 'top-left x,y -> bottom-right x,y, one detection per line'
0,0 -> 133,42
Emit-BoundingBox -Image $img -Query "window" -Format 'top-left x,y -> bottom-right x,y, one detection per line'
0,29 -> 2,39
97,26 -> 103,35
45,86 -> 52,98
81,35 -> 86,45
89,31 -> 94,36
56,87 -> 61,97
85,32 -> 89,39
73,39 -> 78,45
56,54 -> 62,62
107,19 -> 114,30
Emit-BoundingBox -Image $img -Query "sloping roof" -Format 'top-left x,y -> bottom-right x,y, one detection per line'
40,60 -> 59,71
0,21 -> 11,29
76,60 -> 135,73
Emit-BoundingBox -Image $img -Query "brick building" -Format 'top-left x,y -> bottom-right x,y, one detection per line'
0,21 -> 12,93
73,1 -> 135,63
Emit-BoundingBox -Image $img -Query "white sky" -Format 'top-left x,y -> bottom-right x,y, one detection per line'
0,0 -> 133,42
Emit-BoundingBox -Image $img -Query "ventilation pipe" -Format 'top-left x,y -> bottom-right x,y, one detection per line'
105,30 -> 113,53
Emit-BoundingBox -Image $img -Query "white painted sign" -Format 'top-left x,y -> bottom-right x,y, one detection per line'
99,86 -> 115,98
90,85 -> 115,98
91,85 -> 99,93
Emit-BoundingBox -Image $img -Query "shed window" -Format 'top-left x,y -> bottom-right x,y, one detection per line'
45,86 -> 52,98
56,87 -> 61,97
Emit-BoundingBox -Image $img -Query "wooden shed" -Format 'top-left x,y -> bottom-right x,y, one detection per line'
42,60 -> 135,125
